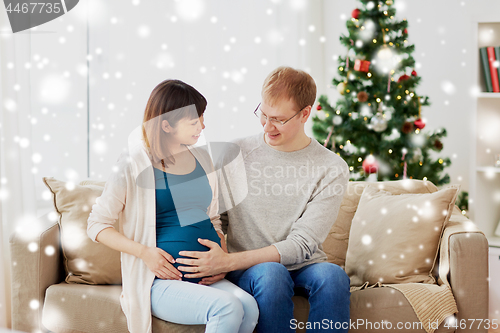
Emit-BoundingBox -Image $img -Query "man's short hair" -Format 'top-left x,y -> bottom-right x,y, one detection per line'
262,66 -> 317,110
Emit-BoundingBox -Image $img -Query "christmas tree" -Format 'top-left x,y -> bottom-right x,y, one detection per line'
313,0 -> 451,187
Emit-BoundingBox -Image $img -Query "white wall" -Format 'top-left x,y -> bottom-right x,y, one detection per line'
23,0 -> 500,213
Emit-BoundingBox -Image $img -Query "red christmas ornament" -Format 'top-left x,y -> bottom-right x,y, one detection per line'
362,155 -> 379,174
352,8 -> 360,19
403,28 -> 408,35
411,70 -> 417,76
316,105 -> 322,110
398,74 -> 410,83
414,118 -> 426,129
354,59 -> 371,72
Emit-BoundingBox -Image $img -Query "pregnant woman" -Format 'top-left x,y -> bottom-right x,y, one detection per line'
87,79 -> 258,333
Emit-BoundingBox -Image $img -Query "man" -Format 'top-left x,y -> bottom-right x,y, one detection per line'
177,66 -> 350,332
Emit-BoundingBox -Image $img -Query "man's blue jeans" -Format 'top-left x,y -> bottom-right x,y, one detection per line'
226,262 -> 350,333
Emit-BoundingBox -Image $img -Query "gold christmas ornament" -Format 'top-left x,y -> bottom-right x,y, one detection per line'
337,82 -> 346,95
386,0 -> 393,5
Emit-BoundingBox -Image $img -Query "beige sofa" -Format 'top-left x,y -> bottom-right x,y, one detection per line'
10,180 -> 489,333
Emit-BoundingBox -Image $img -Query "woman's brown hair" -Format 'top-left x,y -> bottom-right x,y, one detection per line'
141,79 -> 207,166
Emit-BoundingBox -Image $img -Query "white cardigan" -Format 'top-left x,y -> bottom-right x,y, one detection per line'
87,126 -> 222,333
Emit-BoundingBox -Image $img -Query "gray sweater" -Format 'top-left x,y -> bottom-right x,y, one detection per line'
219,133 -> 349,271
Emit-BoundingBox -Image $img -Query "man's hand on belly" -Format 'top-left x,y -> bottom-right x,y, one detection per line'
176,239 -> 230,279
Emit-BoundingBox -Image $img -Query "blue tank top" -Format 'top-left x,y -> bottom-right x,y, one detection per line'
154,159 -> 221,283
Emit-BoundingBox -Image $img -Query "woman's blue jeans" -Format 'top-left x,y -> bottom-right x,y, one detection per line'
226,262 -> 350,333
150,278 -> 259,333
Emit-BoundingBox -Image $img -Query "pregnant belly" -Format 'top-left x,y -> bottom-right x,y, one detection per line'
156,226 -> 221,283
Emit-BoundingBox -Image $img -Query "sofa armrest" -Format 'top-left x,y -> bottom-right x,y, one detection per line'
9,212 -> 65,333
448,232 -> 489,332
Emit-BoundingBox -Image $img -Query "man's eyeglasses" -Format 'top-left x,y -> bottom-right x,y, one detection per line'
253,103 -> 305,127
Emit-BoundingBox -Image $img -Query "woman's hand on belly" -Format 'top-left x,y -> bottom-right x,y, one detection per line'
139,246 -> 183,280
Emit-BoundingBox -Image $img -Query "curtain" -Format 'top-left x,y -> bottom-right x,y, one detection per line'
0,9 -> 38,328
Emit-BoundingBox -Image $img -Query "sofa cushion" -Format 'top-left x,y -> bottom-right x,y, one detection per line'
349,287 -> 454,333
42,283 -> 309,333
42,283 -> 206,333
345,184 -> 459,286
322,179 -> 439,268
42,177 -> 121,284
79,179 -> 106,187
